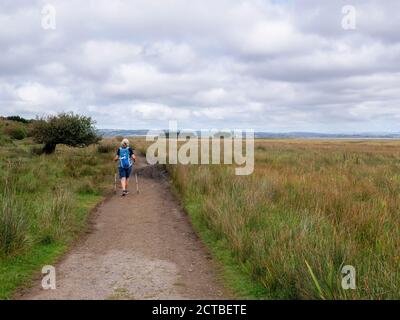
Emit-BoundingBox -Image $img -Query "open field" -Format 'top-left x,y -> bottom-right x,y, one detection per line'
161,139 -> 400,299
1,124 -> 399,299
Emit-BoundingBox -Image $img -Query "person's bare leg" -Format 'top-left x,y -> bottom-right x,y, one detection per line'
126,179 -> 129,191
120,178 -> 126,191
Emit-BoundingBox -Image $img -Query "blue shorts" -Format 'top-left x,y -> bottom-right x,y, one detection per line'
119,166 -> 132,179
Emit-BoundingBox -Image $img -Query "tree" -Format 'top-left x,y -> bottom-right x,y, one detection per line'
32,112 -> 100,154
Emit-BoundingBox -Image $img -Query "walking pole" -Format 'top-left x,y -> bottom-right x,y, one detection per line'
114,171 -> 117,194
135,172 -> 139,194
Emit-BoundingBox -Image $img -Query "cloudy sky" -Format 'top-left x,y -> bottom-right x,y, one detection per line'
0,0 -> 399,132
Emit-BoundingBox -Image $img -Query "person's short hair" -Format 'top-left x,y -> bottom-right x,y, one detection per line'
121,138 -> 129,147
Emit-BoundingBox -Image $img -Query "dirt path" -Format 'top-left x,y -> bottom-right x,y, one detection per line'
18,156 -> 229,300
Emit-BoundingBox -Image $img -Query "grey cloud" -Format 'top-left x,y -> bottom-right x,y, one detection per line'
0,0 -> 399,132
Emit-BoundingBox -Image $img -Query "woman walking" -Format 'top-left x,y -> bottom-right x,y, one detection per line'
114,138 -> 136,196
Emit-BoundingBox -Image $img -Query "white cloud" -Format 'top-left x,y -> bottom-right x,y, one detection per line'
131,103 -> 191,121
17,82 -> 67,105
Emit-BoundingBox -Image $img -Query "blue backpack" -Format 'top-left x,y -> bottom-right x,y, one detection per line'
119,147 -> 132,168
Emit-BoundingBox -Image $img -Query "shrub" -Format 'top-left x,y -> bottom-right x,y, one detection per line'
32,112 -> 100,154
3,125 -> 27,140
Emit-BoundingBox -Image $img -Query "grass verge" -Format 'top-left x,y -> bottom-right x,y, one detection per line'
183,197 -> 267,299
0,135 -> 124,299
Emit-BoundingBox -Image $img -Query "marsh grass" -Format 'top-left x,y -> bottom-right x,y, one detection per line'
167,139 -> 400,299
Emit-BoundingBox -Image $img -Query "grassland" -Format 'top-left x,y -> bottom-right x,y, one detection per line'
0,121 -> 119,299
159,139 -> 400,299
1,125 -> 399,300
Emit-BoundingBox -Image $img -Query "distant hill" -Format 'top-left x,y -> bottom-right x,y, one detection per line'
98,129 -> 400,139
98,129 -> 150,137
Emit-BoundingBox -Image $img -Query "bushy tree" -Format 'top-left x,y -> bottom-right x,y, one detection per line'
32,112 -> 100,154
4,125 -> 27,140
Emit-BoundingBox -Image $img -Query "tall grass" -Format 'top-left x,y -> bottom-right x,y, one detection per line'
167,140 -> 400,299
97,142 -> 117,154
0,187 -> 30,256
0,138 -> 116,298
39,189 -> 74,244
